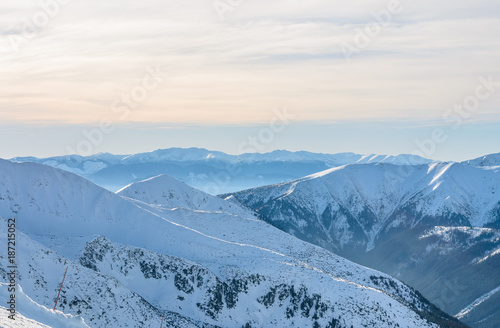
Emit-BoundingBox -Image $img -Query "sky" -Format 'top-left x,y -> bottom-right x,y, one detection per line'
0,0 -> 499,161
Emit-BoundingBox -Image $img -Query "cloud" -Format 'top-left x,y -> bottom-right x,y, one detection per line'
0,0 -> 499,126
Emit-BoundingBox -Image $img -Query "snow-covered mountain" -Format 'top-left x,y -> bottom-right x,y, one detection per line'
11,153 -> 127,176
224,162 -> 500,328
222,163 -> 500,327
9,148 -> 434,193
118,148 -> 432,166
462,152 -> 500,168
0,159 -> 467,328
116,174 -> 251,218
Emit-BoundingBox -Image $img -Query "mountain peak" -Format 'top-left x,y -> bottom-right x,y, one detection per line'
117,174 -> 255,219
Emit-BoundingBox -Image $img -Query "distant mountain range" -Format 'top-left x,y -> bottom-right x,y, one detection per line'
224,161 -> 500,328
3,148 -> 499,327
0,159 -> 468,328
10,148 -> 435,194
12,149 -> 500,196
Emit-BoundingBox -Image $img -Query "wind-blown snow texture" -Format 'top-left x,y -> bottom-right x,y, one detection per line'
0,159 -> 466,328
225,162 -> 500,328
10,148 -> 434,193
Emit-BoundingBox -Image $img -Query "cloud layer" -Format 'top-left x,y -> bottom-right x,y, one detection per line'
1,0 -> 499,125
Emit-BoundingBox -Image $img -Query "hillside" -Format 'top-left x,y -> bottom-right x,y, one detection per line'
0,159 -> 467,327
225,163 -> 500,328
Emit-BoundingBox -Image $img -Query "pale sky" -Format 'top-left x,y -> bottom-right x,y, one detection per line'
0,0 -> 499,160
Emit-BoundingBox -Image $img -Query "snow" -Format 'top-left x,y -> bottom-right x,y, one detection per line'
0,219 -> 200,328
9,148 -> 435,171
117,174 -> 255,219
6,148 -> 439,195
42,160 -> 108,176
473,247 -> 500,264
121,147 -> 234,164
462,153 -> 500,168
455,285 -> 500,319
429,162 -> 454,185
356,153 -> 433,165
419,226 -> 498,241
0,310 -> 53,328
0,283 -> 89,328
0,159 -> 445,328
231,162 -> 500,250
225,160 -> 500,328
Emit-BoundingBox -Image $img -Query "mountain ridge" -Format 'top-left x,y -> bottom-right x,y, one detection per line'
8,148 -> 435,193
0,159 -> 468,327
224,162 -> 500,328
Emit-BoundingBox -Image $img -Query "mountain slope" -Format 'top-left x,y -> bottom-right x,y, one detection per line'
224,162 -> 500,328
0,159 -> 467,328
117,174 -> 252,218
0,283 -> 90,328
462,153 -> 500,168
0,218 -> 206,328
